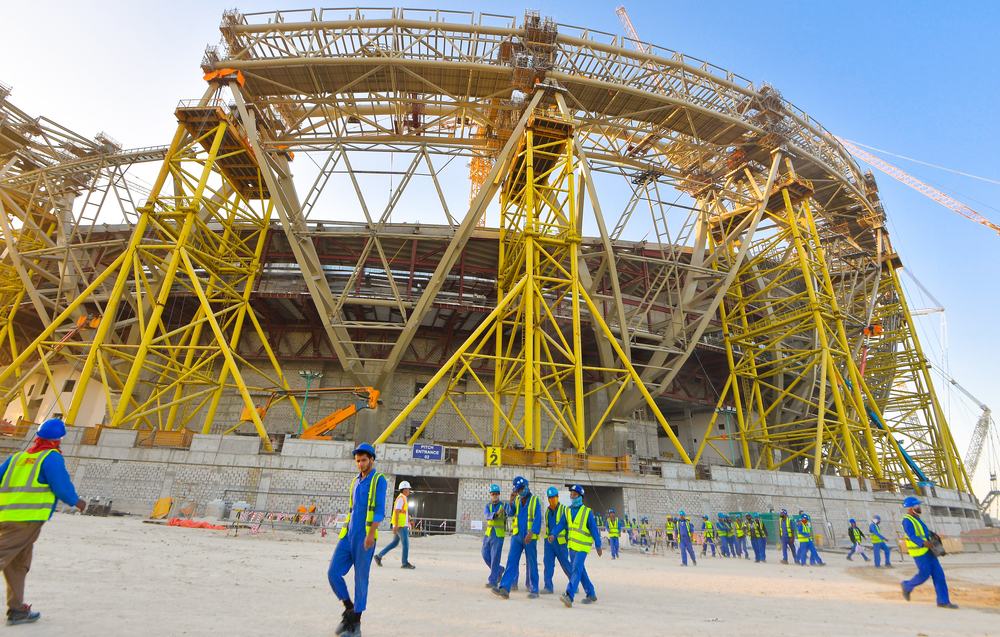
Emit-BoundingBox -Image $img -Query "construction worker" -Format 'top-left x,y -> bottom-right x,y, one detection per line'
717,514 -> 732,557
554,485 -> 602,608
779,509 -> 796,564
541,487 -> 572,594
639,517 -> 650,550
700,515 -> 716,557
735,515 -> 749,559
665,516 -> 676,551
375,480 -> 414,569
795,513 -> 825,566
870,515 -> 893,568
677,511 -> 697,566
0,419 -> 86,626
481,484 -> 507,588
329,443 -> 387,637
493,476 -> 542,599
607,509 -> 620,559
845,519 -> 869,563
900,497 -> 957,608
750,513 -> 768,562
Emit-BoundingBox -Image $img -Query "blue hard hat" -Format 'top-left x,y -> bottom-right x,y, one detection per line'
353,442 -> 376,458
546,487 -> 559,498
702,514 -> 708,518
489,484 -> 501,493
873,515 -> 881,523
569,484 -> 585,496
850,519 -> 856,524
678,510 -> 685,516
802,514 -> 810,520
513,476 -> 528,491
781,509 -> 787,515
753,513 -> 759,518
903,496 -> 921,508
37,418 -> 66,440
609,509 -> 614,513
717,513 -> 723,517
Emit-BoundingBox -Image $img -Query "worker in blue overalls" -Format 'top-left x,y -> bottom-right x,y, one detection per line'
750,513 -> 767,562
482,484 -> 507,588
677,511 -> 697,566
541,487 -> 572,594
779,509 -> 796,564
492,476 -> 542,599
552,485 -> 602,608
700,515 -> 716,557
795,513 -> 825,566
870,515 -> 893,568
607,509 -> 621,559
900,497 -> 957,608
329,443 -> 387,637
715,514 -> 730,557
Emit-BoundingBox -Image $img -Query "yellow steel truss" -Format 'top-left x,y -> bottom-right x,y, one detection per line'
694,172 -> 918,485
375,103 -> 689,458
0,98 -> 299,449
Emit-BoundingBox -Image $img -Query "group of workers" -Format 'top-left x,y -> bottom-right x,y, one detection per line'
0,426 -> 961,635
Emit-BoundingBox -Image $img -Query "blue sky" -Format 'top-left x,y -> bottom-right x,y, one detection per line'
2,1 -> 998,498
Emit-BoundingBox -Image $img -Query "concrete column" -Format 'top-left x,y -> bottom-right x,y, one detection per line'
354,362 -> 393,444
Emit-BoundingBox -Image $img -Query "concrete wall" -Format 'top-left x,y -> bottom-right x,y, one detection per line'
2,433 -> 981,545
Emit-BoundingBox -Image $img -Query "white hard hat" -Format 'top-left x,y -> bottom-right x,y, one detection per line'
399,481 -> 411,490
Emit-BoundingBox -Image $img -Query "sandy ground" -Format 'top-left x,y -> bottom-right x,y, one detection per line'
11,514 -> 999,636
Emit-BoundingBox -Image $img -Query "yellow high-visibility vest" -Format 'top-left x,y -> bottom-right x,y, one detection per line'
546,504 -> 569,545
339,471 -> 386,539
485,502 -> 506,538
511,494 -> 539,537
0,450 -> 57,523
391,494 -> 408,527
903,514 -> 929,557
608,519 -> 620,538
797,522 -> 812,542
567,505 -> 594,554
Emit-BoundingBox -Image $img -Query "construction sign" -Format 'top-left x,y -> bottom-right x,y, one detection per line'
486,446 -> 502,467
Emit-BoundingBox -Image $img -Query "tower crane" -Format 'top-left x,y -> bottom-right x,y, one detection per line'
836,137 -> 1000,237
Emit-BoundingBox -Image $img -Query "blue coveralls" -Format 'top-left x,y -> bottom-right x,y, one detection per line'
780,516 -> 796,563
607,518 -> 620,558
901,515 -> 950,605
795,521 -> 824,565
328,470 -> 387,613
870,521 -> 892,567
678,519 -> 697,565
498,491 -> 542,593
552,505 -> 602,601
717,518 -> 730,556
543,504 -> 572,592
482,501 -> 506,586
700,520 -> 716,556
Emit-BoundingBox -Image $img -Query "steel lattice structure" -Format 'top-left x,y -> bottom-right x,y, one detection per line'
0,8 -> 970,492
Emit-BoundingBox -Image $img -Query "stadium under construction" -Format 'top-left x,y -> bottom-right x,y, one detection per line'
0,8 -> 989,534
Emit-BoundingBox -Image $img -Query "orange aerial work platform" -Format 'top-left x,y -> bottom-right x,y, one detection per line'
175,100 -> 268,199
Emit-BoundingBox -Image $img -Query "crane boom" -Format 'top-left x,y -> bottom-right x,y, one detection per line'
615,6 -> 646,52
836,137 -> 1000,236
964,408 -> 993,478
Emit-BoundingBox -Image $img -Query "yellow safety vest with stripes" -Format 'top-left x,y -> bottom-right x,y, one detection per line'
485,502 -> 506,538
608,518 -> 620,538
0,450 -> 58,523
391,494 -> 408,527
781,517 -> 794,537
546,504 -> 569,545
340,471 -> 386,540
735,521 -> 745,537
903,514 -> 929,557
567,505 -> 594,553
871,522 -> 884,543
703,520 -> 714,538
511,494 -> 539,537
797,522 -> 812,542
665,520 -> 675,534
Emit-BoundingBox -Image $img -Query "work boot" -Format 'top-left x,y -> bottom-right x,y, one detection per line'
335,609 -> 356,635
901,584 -> 911,601
937,603 -> 959,609
540,588 -> 554,595
401,563 -> 415,569
780,559 -> 788,565
527,592 -> 539,599
485,583 -> 495,588
374,555 -> 383,567
5,606 -> 40,626
560,594 -> 573,608
343,620 -> 362,637
581,595 -> 597,604
491,586 -> 510,600
693,558 -> 697,566
846,555 -> 853,561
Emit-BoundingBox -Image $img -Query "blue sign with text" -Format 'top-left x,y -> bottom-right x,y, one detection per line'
412,444 -> 444,461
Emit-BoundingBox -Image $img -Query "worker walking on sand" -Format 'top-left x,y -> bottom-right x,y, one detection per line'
607,509 -> 620,559
0,419 -> 86,626
375,481 -> 414,569
481,484 -> 507,588
329,443 -> 387,637
665,516 -> 676,551
493,476 -> 542,599
795,513 -> 825,566
870,515 -> 893,568
900,497 -> 957,609
779,509 -> 796,564
716,514 -> 731,557
553,485 -> 602,608
736,515 -> 749,559
541,487 -> 572,594
677,511 -> 697,566
700,515 -> 716,557
749,513 -> 767,562
846,519 -> 869,563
